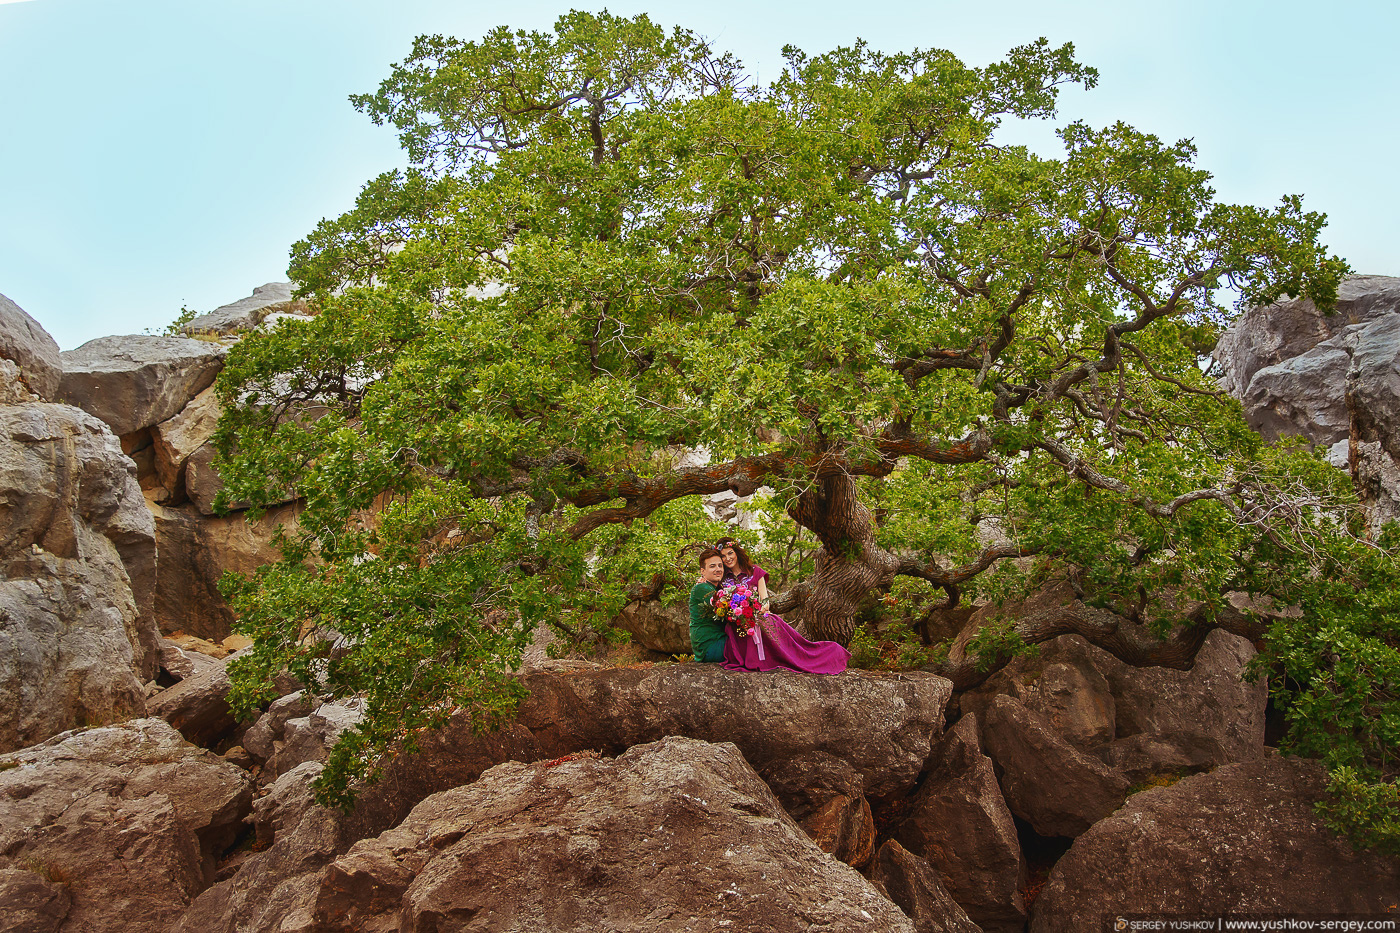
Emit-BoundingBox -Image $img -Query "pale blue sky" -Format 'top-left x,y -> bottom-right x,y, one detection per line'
1,0 -> 1394,348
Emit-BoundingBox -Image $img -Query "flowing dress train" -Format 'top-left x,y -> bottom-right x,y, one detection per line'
719,564 -> 849,675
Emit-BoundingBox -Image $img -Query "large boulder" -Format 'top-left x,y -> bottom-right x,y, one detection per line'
516,663 -> 952,799
182,281 -> 299,336
1030,756 -> 1400,930
0,403 -> 159,751
894,714 -> 1026,933
0,292 -> 63,400
311,736 -> 916,933
0,718 -> 253,933
176,664 -> 950,933
58,335 -> 226,437
1216,274 -> 1400,527
981,695 -> 1129,839
1094,628 -> 1266,763
1212,273 -> 1400,397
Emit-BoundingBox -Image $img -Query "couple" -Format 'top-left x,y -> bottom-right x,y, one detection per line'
688,538 -> 849,675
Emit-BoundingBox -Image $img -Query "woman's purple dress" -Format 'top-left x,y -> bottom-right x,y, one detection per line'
720,565 -> 849,675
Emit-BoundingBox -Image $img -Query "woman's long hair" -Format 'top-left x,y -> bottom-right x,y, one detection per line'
715,538 -> 755,579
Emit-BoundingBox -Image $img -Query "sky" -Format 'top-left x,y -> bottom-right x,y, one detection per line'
1,0 -> 1395,349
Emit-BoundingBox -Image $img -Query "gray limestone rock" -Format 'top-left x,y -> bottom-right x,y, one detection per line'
0,718 -> 253,933
58,335 -> 226,436
0,403 -> 159,751
0,291 -> 62,401
182,282 -> 298,336
1212,273 -> 1400,397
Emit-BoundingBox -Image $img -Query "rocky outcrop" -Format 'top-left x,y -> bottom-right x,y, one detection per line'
894,714 -> 1025,933
265,701 -> 364,781
1,403 -> 159,751
515,664 -> 951,798
871,840 -> 984,933
0,292 -> 63,400
182,282 -> 299,336
1216,274 -> 1400,526
1030,757 -> 1400,930
58,335 -> 226,437
0,719 -> 253,933
981,695 -> 1129,839
311,736 -> 915,933
1212,274 -> 1400,397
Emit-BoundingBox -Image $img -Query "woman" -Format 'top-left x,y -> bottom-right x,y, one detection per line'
713,538 -> 849,675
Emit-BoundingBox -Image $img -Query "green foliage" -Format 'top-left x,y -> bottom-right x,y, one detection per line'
966,614 -> 1038,673
1248,530 -> 1400,853
1316,767 -> 1400,856
209,11 -> 1395,830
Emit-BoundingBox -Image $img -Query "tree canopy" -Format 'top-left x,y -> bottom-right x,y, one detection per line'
215,10 -> 1397,841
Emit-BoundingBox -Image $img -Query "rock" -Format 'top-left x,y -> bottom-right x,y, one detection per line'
1240,339 -> 1353,444
0,867 -> 72,933
961,636 -> 1115,750
1212,273 -> 1400,397
242,689 -> 318,763
1030,757 -> 1400,930
176,666 -> 949,933
0,403 -> 160,751
151,384 -> 220,498
174,784 -> 348,933
311,736 -> 915,933
1096,628 -> 1266,763
182,282 -> 299,336
0,291 -> 63,401
1092,730 -> 1229,784
0,719 -> 253,933
517,664 -> 952,798
252,761 -> 325,847
149,499 -> 296,640
1216,275 -> 1400,527
614,595 -> 691,655
981,695 -> 1129,838
894,714 -> 1026,933
758,752 -> 876,868
0,357 -> 42,405
267,701 -> 364,780
146,654 -> 237,748
58,335 -> 226,436
175,723 -> 541,933
870,840 -> 984,933
160,637 -> 223,682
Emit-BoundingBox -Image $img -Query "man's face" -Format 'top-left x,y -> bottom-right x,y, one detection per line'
702,556 -> 726,584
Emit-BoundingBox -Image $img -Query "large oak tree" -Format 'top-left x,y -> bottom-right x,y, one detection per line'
216,11 -> 1397,836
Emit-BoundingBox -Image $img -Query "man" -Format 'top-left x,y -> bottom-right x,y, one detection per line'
689,548 -> 728,662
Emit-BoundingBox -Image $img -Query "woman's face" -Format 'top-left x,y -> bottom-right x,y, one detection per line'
721,547 -> 738,570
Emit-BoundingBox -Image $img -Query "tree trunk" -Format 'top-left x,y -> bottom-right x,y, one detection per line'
788,471 -> 898,645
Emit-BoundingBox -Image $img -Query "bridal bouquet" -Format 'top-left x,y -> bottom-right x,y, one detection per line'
712,582 -> 767,659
